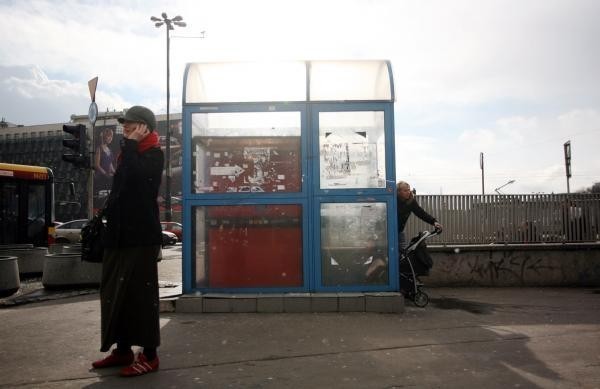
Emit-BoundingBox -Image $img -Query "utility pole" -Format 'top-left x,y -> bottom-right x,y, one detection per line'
564,141 -> 571,194
87,77 -> 99,218
150,13 -> 186,222
480,152 -> 485,195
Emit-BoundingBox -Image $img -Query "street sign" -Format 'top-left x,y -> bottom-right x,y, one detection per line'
88,77 -> 98,102
88,102 -> 98,125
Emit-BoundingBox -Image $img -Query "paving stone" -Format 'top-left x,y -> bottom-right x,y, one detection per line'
175,296 -> 203,313
203,297 -> 232,313
365,292 -> 404,313
257,294 -> 284,313
310,293 -> 338,312
338,293 -> 366,312
231,297 -> 257,312
284,293 -> 311,312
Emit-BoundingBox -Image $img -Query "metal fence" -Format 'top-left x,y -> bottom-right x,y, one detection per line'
405,194 -> 600,245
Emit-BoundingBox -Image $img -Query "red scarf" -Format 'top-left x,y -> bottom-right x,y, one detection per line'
138,131 -> 160,153
117,131 -> 160,164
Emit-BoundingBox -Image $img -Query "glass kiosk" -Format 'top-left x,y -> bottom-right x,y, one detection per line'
181,60 -> 397,294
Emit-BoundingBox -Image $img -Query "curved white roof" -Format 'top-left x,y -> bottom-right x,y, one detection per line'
183,60 -> 394,104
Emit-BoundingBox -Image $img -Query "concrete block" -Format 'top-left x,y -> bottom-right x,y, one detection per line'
231,296 -> 258,312
203,296 -> 232,313
311,293 -> 338,312
159,298 -> 176,313
0,247 -> 47,275
284,293 -> 311,312
42,254 -> 101,289
257,294 -> 284,313
175,296 -> 204,313
365,292 -> 404,313
338,293 -> 365,312
0,256 -> 20,298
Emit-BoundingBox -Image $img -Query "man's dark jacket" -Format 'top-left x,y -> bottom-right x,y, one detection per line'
397,196 -> 437,232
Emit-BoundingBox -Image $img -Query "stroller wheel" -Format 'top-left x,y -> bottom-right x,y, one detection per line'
413,291 -> 429,308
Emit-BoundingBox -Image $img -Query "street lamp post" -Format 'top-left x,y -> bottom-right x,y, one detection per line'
150,12 -> 186,222
494,179 -> 516,195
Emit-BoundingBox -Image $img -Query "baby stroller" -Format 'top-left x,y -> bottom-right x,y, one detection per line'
399,228 -> 441,307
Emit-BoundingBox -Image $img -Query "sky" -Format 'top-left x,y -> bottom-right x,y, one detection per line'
1,0 -> 599,195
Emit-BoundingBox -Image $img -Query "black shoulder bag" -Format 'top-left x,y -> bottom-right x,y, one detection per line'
80,209 -> 106,263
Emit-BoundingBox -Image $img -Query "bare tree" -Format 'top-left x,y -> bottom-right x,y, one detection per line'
580,182 -> 600,193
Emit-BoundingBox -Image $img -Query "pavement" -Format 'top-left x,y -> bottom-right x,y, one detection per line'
1,246 -> 600,388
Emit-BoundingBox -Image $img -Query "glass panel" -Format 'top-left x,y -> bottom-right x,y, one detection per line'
191,112 -> 302,194
185,62 -> 306,103
319,111 -> 386,189
193,204 -> 303,288
0,182 -> 18,244
310,60 -> 392,101
27,184 -> 47,246
321,202 -> 388,286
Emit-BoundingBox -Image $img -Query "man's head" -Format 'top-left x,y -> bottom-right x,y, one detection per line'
397,181 -> 412,201
117,106 -> 156,132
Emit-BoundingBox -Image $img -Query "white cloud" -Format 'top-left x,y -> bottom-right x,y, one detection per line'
1,0 -> 599,194
398,108 -> 600,194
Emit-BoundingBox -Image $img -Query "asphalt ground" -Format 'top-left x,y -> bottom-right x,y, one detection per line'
1,245 -> 600,388
1,284 -> 599,388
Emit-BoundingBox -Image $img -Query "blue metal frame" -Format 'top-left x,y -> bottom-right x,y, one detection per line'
181,103 -> 310,293
182,198 -> 310,294
308,102 -> 397,292
181,61 -> 397,294
309,102 -> 396,197
312,195 -> 398,292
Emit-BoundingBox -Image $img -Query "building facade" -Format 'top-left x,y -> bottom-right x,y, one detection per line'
0,111 -> 182,222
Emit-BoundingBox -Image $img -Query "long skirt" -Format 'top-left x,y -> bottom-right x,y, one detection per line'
100,245 -> 161,352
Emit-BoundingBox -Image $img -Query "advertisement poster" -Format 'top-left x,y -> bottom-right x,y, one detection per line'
92,119 -> 183,218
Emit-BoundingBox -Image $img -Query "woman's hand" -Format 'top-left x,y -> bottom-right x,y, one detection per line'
125,123 -> 150,141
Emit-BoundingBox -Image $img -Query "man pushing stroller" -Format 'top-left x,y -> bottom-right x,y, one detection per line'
396,181 -> 443,306
396,181 -> 443,250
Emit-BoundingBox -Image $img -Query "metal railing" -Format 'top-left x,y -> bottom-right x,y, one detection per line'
405,194 -> 600,245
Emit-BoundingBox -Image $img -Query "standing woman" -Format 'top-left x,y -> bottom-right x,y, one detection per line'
91,106 -> 164,377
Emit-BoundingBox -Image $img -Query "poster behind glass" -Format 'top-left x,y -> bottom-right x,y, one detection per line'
320,202 -> 388,286
319,111 -> 386,189
193,204 -> 303,288
191,112 -> 301,194
92,119 -> 183,217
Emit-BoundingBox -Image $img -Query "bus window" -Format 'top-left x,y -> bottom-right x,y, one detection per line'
0,163 -> 54,247
0,182 -> 19,244
27,184 -> 47,246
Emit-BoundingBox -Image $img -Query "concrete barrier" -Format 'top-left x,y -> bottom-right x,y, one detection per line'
42,253 -> 101,289
48,244 -> 82,255
426,243 -> 600,286
0,256 -> 20,298
0,246 -> 47,275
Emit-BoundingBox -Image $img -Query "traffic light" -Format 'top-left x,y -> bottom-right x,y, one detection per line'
62,124 -> 88,168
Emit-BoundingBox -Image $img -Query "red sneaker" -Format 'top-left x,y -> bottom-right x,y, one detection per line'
92,349 -> 134,369
120,353 -> 159,377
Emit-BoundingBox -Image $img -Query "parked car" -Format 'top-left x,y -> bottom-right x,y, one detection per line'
160,222 -> 183,242
54,219 -> 88,243
161,230 -> 178,247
